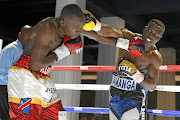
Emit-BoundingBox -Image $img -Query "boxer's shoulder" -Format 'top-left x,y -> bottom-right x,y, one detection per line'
152,50 -> 162,62
33,17 -> 57,31
40,17 -> 56,23
147,48 -> 162,60
145,49 -> 162,69
121,29 -> 141,40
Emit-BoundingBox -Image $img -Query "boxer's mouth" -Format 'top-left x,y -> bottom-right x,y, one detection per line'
146,38 -> 151,43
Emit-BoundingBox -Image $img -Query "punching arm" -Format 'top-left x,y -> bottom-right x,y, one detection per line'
81,30 -> 117,45
97,24 -> 124,38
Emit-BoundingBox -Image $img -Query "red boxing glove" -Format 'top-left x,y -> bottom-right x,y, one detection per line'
63,35 -> 83,54
116,36 -> 145,57
53,36 -> 83,61
128,36 -> 145,57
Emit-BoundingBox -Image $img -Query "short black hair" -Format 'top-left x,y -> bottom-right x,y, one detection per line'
60,4 -> 84,20
148,19 -> 165,32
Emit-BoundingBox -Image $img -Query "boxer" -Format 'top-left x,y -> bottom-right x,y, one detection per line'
81,11 -> 165,119
8,4 -> 85,120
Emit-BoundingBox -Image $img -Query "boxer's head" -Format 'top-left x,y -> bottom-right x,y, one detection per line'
59,4 -> 85,39
142,19 -> 165,47
18,25 -> 32,46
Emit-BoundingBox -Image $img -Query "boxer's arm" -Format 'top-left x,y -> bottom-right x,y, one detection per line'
97,24 -> 139,40
82,10 -> 139,39
81,30 -> 117,45
140,52 -> 162,91
81,26 -> 139,46
96,24 -> 123,38
81,29 -> 132,50
30,22 -> 58,71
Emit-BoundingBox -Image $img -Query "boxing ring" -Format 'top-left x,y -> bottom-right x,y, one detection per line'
52,65 -> 180,118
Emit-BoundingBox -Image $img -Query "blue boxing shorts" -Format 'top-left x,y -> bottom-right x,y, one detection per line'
109,72 -> 148,120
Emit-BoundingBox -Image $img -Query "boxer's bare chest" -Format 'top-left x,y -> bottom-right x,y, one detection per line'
133,52 -> 152,71
48,34 -> 63,52
48,20 -> 63,52
118,49 -> 154,72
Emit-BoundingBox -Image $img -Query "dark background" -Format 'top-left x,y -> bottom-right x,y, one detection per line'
0,0 -> 180,65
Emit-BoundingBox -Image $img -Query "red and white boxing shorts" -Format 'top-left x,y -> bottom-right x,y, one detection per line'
8,55 -> 67,120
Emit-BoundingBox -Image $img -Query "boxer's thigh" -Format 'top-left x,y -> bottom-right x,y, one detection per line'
121,107 -> 139,120
109,109 -> 119,120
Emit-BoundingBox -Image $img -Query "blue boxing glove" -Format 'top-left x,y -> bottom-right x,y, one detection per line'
117,57 -> 144,83
82,10 -> 101,31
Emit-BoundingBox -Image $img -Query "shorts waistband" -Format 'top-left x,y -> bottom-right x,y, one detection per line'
13,55 -> 51,76
110,73 -> 137,91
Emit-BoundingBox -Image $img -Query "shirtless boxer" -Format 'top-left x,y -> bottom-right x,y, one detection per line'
81,11 -> 165,120
8,4 -> 85,120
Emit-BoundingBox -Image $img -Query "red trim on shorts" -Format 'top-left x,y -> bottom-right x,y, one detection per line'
13,55 -> 51,76
9,100 -> 65,120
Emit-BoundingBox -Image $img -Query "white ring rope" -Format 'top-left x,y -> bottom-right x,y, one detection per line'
55,84 -> 180,92
0,39 -> 3,52
155,85 -> 180,92
55,84 -> 110,91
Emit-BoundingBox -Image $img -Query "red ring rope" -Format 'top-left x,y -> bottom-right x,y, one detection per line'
51,65 -> 180,72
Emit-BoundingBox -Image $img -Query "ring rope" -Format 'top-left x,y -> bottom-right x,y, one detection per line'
55,84 -> 180,92
63,106 -> 180,117
53,65 -> 180,117
147,109 -> 180,117
52,65 -> 180,72
64,106 -> 109,114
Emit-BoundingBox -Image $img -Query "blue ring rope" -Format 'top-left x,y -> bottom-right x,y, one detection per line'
147,109 -> 180,117
64,107 -> 180,117
64,106 -> 109,114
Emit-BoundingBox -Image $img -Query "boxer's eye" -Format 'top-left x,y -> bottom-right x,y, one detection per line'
154,33 -> 162,38
148,29 -> 152,33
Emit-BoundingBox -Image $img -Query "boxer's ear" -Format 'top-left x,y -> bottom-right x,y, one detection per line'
60,19 -> 65,27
